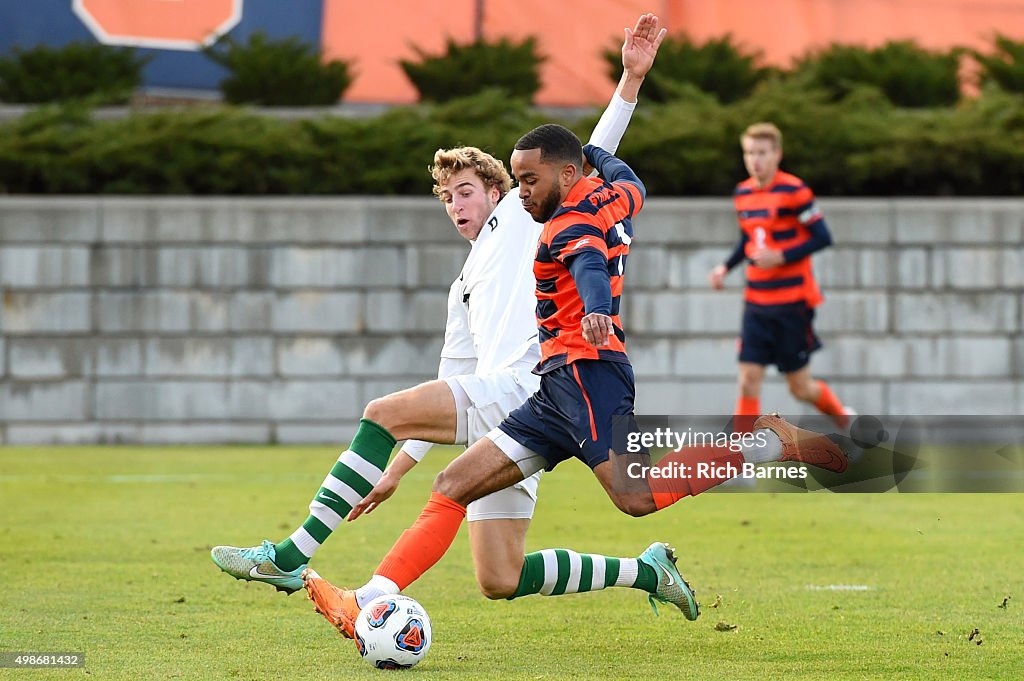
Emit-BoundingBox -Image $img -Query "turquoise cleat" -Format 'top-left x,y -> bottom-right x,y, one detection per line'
210,540 -> 306,594
638,542 -> 700,621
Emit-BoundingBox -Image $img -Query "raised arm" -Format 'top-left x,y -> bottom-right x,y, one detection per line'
617,12 -> 667,103
587,13 -> 666,155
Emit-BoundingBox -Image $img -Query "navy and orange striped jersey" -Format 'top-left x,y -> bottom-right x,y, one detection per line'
533,173 -> 643,374
733,170 -> 826,307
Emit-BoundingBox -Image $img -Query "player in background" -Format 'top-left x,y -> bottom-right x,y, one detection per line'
708,123 -> 853,433
213,13 -> 694,617
302,123 -> 849,639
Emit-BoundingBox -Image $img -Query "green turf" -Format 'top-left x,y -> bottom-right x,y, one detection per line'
1,446 -> 1021,680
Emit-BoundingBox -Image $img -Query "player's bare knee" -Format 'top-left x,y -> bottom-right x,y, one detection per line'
738,376 -> 761,397
613,494 -> 657,518
432,468 -> 451,495
432,468 -> 466,503
788,381 -> 814,402
476,575 -> 517,600
628,498 -> 658,517
363,396 -> 399,430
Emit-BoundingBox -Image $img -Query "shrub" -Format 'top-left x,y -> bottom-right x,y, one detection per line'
299,88 -> 545,194
400,37 -> 543,103
0,104 -> 317,193
203,32 -> 353,106
792,41 -> 961,108
0,42 -> 148,105
3,88 -> 1024,196
0,91 -> 544,195
841,87 -> 1024,195
604,33 -> 771,104
974,34 -> 1024,93
601,85 -> 738,195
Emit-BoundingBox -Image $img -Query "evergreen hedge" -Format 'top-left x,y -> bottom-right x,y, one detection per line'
2,84 -> 1023,196
974,34 -> 1024,94
603,34 -> 771,104
203,32 -> 353,106
0,42 -> 149,105
400,37 -> 543,103
792,41 -> 962,108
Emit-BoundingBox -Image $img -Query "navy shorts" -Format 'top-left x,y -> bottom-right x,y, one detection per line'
497,360 -> 636,471
738,302 -> 822,373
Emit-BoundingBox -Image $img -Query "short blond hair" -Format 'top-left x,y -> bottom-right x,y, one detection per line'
741,122 -> 783,150
430,146 -> 512,200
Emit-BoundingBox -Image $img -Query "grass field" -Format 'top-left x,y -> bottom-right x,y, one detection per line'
1,446 -> 1022,680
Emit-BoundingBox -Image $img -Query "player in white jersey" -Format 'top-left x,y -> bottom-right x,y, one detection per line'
211,12 -> 667,603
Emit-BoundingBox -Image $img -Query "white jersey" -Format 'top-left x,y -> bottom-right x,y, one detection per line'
441,192 -> 543,374
439,277 -> 475,361
403,196 -> 540,462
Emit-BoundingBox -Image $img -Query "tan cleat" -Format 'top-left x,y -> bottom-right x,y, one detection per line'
302,569 -> 360,639
754,413 -> 848,473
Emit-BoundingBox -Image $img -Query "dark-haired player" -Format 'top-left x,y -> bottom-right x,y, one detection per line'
302,123 -> 848,639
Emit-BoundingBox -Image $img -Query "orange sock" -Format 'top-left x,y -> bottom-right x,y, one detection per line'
649,445 -> 746,510
375,492 -> 466,590
813,380 -> 848,429
734,396 -> 761,434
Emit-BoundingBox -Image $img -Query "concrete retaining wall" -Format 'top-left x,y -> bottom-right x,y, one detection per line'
2,196 -> 1021,444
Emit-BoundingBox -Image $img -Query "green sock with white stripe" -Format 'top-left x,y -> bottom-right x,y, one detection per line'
273,418 -> 396,571
510,548 -> 657,598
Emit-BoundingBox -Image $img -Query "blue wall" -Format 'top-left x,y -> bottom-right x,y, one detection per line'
0,0 -> 324,92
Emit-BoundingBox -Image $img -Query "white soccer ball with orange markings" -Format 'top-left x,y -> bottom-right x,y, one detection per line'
353,594 -> 432,669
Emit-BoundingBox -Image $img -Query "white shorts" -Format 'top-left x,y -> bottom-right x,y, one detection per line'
445,365 -> 542,522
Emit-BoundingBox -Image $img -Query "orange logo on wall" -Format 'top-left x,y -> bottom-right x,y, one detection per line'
73,0 -> 243,51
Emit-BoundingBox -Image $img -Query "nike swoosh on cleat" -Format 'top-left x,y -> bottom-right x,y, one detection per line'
250,564 -> 287,580
663,569 -> 675,587
807,450 -> 846,471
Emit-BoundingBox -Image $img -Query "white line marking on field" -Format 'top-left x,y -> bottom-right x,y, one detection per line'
806,584 -> 874,591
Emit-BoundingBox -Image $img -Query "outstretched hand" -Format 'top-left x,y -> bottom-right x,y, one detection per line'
622,13 -> 667,79
347,470 -> 400,521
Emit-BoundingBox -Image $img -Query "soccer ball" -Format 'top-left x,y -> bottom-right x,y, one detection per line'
353,594 -> 432,670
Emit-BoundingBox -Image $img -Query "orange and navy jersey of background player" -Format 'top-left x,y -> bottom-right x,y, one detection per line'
734,170 -> 824,307
533,176 -> 643,374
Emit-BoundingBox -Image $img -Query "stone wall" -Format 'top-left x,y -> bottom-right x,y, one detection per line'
1,196 -> 1021,444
